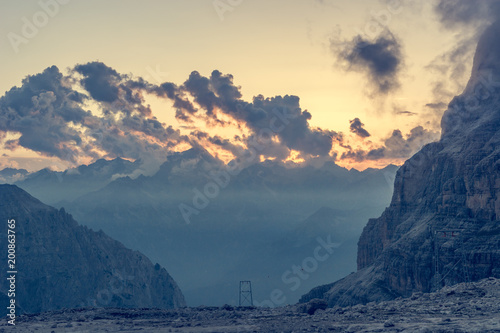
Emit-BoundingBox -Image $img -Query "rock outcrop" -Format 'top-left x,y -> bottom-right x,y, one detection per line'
301,21 -> 500,306
0,184 -> 185,315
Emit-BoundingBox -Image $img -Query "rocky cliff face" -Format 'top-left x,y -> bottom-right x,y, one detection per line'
301,22 -> 500,306
0,184 -> 185,314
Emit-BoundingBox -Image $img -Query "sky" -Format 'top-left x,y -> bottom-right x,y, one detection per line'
0,0 -> 493,173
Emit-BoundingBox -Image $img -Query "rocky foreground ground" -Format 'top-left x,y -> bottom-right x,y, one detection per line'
2,278 -> 500,332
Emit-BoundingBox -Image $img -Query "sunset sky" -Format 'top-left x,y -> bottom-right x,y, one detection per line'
0,0 -> 490,172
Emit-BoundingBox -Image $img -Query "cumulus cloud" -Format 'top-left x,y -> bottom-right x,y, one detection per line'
0,66 -> 90,162
3,61 -> 443,172
0,63 -> 184,175
349,118 -> 371,138
157,70 -> 338,161
74,62 -> 121,103
0,63 -> 342,172
331,30 -> 404,95
340,126 -> 440,162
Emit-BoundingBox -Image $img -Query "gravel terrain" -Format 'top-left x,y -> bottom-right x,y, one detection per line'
2,278 -> 500,332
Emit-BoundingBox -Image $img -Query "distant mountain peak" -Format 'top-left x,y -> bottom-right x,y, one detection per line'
156,146 -> 221,179
0,168 -> 29,184
0,167 -> 28,174
175,146 -> 218,162
15,157 -> 141,204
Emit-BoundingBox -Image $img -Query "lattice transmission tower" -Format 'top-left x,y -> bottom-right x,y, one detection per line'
239,281 -> 253,306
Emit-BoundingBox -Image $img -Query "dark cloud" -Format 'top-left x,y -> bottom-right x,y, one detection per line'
10,63 -> 451,171
74,62 -> 121,103
0,66 -> 91,161
435,0 -> 500,29
331,30 -> 404,95
349,118 -> 371,138
74,62 -> 154,118
396,110 -> 417,116
209,135 -> 251,158
0,64 -> 184,175
154,82 -> 197,119
183,71 -> 222,117
245,95 -> 337,157
164,71 -> 337,160
340,126 -> 439,162
340,149 -> 368,162
142,70 -> 339,160
4,140 -> 18,151
425,102 -> 447,110
0,64 -> 341,171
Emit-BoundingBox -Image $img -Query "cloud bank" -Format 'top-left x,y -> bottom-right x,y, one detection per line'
0,64 -> 183,174
340,126 -> 440,162
0,62 -> 440,172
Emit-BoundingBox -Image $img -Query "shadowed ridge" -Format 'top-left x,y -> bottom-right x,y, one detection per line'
0,185 -> 185,314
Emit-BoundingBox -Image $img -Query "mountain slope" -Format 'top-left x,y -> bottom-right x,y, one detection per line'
301,21 -> 500,307
0,184 -> 185,314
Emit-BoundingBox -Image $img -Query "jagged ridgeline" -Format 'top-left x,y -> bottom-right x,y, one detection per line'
0,184 -> 185,315
301,21 -> 500,307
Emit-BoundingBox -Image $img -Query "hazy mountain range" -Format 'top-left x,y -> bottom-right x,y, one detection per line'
2,151 -> 398,306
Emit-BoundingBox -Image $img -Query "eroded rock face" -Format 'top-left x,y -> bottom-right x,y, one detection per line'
0,185 -> 185,314
301,22 -> 500,307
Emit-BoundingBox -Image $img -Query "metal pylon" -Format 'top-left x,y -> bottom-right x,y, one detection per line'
239,281 -> 253,306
